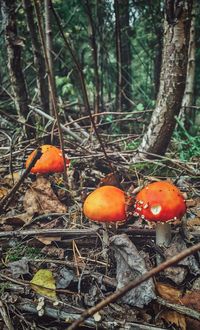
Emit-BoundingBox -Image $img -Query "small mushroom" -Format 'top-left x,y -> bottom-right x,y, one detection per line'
26,145 -> 70,174
135,181 -> 186,247
83,185 -> 127,223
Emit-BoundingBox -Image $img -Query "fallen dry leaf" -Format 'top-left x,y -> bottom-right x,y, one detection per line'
180,291 -> 200,330
0,186 -> 8,199
30,269 -> 57,299
156,282 -> 182,303
181,290 -> 200,311
160,310 -> 186,330
36,235 -> 61,245
4,172 -> 22,186
156,283 -> 186,330
110,233 -> 156,308
0,212 -> 32,226
23,176 -> 67,216
41,246 -> 65,259
163,234 -> 200,284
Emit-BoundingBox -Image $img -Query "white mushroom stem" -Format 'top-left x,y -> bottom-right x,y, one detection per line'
156,222 -> 171,247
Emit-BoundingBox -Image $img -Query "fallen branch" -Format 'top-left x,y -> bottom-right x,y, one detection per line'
0,148 -> 42,212
17,298 -> 167,330
0,300 -> 14,330
67,242 -> 200,330
29,105 -> 82,143
157,297 -> 200,321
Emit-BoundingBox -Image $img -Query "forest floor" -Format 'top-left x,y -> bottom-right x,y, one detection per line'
0,130 -> 200,330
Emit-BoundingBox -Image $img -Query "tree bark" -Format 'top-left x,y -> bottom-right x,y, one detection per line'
1,0 -> 35,139
44,0 -> 57,115
180,0 -> 196,131
23,0 -> 50,115
84,0 -> 100,122
136,0 -> 193,158
114,0 -> 132,112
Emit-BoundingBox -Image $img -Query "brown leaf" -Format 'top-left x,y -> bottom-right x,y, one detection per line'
0,213 -> 32,226
156,282 -> 182,303
36,235 -> 61,245
23,177 -> 67,216
4,172 -> 21,186
181,291 -> 200,330
156,283 -> 186,330
41,246 -> 64,259
0,187 -> 8,199
187,217 -> 200,227
160,310 -> 186,330
181,290 -> 200,311
99,173 -> 120,188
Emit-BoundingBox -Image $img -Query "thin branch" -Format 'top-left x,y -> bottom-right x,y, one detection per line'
49,1 -> 118,178
67,242 -> 200,330
29,105 -> 82,142
0,148 -> 42,212
33,0 -> 68,187
157,297 -> 200,321
0,300 -> 14,330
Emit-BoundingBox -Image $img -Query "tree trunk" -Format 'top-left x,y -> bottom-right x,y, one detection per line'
44,0 -> 57,115
84,0 -> 100,122
180,0 -> 196,131
1,0 -> 35,139
136,0 -> 192,159
23,0 -> 50,115
114,0 -> 132,112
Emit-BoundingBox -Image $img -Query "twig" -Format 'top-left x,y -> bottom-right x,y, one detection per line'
33,0 -> 68,187
157,297 -> 200,321
0,300 -> 14,330
0,148 -> 42,212
0,227 -> 199,240
49,1 -> 118,179
29,105 -> 82,143
0,228 -> 97,238
17,298 -> 167,330
67,242 -> 200,330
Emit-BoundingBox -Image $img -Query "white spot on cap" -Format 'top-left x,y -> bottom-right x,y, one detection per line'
151,205 -> 162,215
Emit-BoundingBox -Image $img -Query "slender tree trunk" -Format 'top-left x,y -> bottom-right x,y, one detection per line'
114,0 -> 132,112
97,0 -> 104,111
23,0 -> 49,115
84,0 -> 100,122
1,0 -> 35,138
180,0 -> 196,131
136,0 -> 192,159
44,0 -> 57,115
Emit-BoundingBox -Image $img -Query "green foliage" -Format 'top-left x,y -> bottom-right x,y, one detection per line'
5,244 -> 42,263
173,118 -> 200,161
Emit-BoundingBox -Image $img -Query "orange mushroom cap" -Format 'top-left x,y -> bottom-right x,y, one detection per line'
135,181 -> 186,222
83,185 -> 127,223
26,145 -> 70,174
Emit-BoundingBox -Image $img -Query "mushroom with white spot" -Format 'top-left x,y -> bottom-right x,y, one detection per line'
135,181 -> 186,247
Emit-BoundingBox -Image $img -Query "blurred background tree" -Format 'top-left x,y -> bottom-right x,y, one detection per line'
0,0 -> 199,160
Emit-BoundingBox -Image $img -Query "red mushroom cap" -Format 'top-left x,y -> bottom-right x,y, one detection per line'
83,185 -> 127,223
135,181 -> 186,222
26,145 -> 70,174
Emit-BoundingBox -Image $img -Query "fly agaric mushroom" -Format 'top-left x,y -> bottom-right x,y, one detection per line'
83,185 -> 127,223
26,145 -> 70,174
135,181 -> 186,247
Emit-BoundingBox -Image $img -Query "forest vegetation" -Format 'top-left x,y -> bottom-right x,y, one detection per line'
0,1 -> 200,329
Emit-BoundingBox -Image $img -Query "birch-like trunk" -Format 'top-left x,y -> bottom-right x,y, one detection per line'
136,0 -> 192,158
180,0 -> 196,130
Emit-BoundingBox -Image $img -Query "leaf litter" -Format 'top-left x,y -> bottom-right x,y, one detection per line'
0,143 -> 200,329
